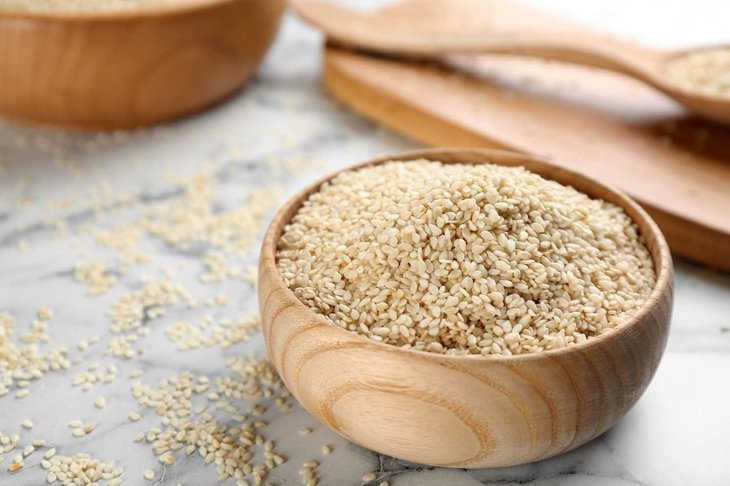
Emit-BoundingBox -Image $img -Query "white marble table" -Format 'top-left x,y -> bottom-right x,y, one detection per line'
1,1 -> 730,485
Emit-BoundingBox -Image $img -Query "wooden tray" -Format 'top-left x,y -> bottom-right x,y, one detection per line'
323,45 -> 730,271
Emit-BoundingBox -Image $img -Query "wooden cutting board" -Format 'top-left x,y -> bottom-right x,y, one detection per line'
323,45 -> 730,271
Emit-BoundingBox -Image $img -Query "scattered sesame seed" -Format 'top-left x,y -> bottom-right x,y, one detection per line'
144,469 -> 155,480
21,419 -> 33,429
46,453 -> 122,484
94,396 -> 107,409
74,260 -> 117,295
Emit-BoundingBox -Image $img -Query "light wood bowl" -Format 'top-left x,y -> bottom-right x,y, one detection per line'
0,0 -> 284,129
258,148 -> 673,468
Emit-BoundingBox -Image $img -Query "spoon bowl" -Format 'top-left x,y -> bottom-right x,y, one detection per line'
258,147 -> 673,468
293,0 -> 730,124
0,0 -> 285,129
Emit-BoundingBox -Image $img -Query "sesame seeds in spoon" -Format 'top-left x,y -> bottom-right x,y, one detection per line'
292,0 -> 730,124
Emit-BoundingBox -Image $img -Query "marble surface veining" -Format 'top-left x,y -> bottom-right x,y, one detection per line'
1,1 -> 730,485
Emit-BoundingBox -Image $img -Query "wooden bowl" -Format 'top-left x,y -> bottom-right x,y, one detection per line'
0,0 -> 284,129
258,148 -> 673,468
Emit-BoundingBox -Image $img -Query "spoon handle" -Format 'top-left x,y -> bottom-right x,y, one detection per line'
466,34 -> 658,79
294,0 -> 665,79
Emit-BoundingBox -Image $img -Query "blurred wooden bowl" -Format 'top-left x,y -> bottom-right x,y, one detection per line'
0,0 -> 284,129
259,147 -> 674,468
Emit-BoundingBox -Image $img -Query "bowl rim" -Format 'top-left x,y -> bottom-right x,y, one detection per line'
0,0 -> 270,21
260,147 -> 673,363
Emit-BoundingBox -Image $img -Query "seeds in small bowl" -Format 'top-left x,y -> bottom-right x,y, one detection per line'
276,158 -> 656,356
260,149 -> 672,468
666,47 -> 730,97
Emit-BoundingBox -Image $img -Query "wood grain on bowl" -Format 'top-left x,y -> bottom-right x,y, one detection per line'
0,0 -> 284,129
258,148 -> 673,468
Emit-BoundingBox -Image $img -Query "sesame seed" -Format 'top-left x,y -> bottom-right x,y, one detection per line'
21,419 -> 33,429
95,396 -> 107,409
144,469 -> 155,480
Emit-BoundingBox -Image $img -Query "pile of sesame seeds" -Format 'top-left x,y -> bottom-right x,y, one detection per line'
164,312 -> 261,351
666,48 -> 730,97
0,308 -> 72,399
74,260 -> 117,296
277,160 -> 656,356
129,355 -> 291,485
43,452 -> 123,485
141,169 -> 281,256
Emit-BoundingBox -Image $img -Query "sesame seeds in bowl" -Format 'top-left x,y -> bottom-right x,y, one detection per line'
275,156 -> 657,357
258,148 -> 673,468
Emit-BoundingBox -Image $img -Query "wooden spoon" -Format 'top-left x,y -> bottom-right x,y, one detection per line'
292,0 -> 730,124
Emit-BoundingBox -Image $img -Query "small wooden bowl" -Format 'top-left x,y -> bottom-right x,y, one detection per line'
259,148 -> 673,468
0,0 -> 284,129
